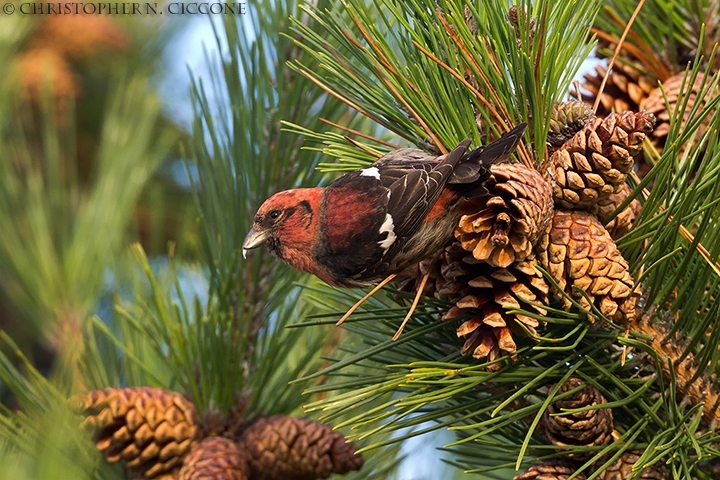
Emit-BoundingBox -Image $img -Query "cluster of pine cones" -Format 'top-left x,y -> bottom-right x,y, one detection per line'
402,100 -> 655,369
579,24 -> 718,176
70,387 -> 363,480
585,60 -> 710,158
14,9 -> 129,100
514,378 -> 666,479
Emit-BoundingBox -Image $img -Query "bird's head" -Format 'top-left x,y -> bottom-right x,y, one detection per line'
242,188 -> 321,262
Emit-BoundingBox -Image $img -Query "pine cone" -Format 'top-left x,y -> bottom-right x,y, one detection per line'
633,313 -> 720,429
456,163 -> 553,268
439,244 -> 549,365
436,5 -> 481,95
237,415 -> 363,480
70,387 -> 201,479
33,13 -> 129,61
579,61 -> 657,117
178,437 -> 249,480
508,5 -> 537,47
596,184 -> 641,240
677,0 -> 720,67
640,71 -> 712,152
548,101 -> 596,154
594,451 -> 668,479
462,4 -> 478,37
542,378 -> 614,458
14,47 -> 79,99
515,460 -> 586,480
549,111 -> 655,211
536,209 -> 636,322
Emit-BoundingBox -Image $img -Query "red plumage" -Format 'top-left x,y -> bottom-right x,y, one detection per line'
243,124 -> 526,287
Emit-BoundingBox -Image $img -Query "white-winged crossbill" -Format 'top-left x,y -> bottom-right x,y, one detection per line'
243,124 -> 526,287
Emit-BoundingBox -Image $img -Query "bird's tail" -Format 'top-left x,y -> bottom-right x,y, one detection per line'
449,122 -> 527,198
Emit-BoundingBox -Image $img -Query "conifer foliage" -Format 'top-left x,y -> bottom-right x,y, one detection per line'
0,2 -> 395,480
285,0 -> 720,478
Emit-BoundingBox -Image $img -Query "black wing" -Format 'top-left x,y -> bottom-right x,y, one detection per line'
380,123 -> 526,245
380,140 -> 472,255
341,148 -> 440,189
316,126 -> 526,285
450,123 -> 527,189
316,141 -> 470,284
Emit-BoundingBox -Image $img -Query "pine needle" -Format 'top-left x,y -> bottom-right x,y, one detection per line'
593,0 -> 647,113
336,274 -> 397,326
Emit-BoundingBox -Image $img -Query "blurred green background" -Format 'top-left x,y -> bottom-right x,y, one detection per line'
0,6 -> 463,479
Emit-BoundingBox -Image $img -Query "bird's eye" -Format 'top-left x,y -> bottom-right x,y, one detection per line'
269,210 -> 281,220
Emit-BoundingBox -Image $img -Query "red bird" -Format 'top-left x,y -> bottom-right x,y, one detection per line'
243,124 -> 526,288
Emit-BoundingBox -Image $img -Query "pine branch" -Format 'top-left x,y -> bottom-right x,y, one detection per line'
0,3 -> 403,478
289,0 -> 599,170
284,1 -> 720,478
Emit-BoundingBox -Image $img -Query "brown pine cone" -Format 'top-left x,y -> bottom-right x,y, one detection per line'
508,5 -> 537,47
594,451 -> 668,479
579,61 -> 657,117
596,184 -> 641,240
70,387 -> 201,479
549,111 -> 655,211
237,415 -> 363,480
33,13 -> 129,61
178,437 -> 249,480
640,71 -> 712,151
515,460 -> 586,480
436,5 -> 481,95
677,0 -> 720,67
547,100 -> 596,154
542,378 -> 614,458
456,163 -> 553,268
634,313 -> 720,428
14,48 -> 79,99
536,209 -> 636,323
439,244 -> 549,366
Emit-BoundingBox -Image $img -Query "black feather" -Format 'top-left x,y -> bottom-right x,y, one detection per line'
383,141 -> 468,252
450,123 -> 527,197
314,124 -> 526,286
